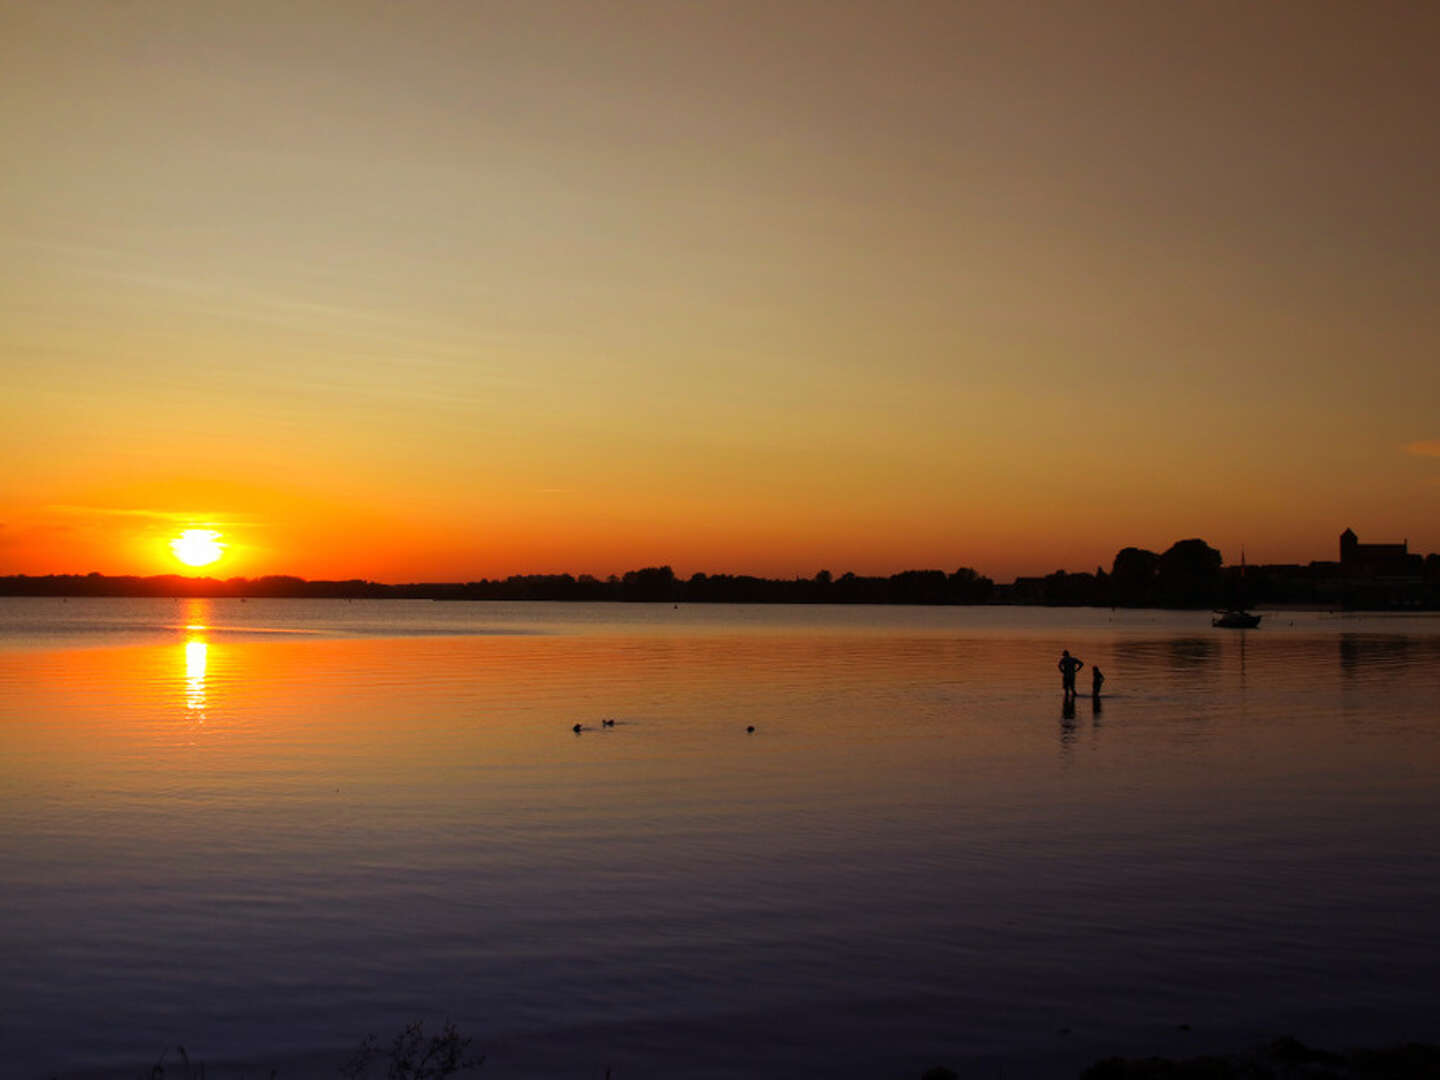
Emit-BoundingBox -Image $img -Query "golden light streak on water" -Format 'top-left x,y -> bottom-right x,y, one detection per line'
184,638 -> 207,716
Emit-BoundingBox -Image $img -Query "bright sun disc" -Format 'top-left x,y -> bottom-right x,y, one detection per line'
170,529 -> 225,568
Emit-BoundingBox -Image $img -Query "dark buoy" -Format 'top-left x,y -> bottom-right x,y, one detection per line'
746,725 -> 755,733
572,723 -> 583,733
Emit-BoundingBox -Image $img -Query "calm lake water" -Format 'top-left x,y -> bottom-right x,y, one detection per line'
2,599 -> 1439,1078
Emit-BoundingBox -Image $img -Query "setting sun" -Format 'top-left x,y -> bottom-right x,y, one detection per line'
170,529 -> 225,568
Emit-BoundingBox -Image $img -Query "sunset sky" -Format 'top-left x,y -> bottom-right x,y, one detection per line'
3,1 -> 1438,582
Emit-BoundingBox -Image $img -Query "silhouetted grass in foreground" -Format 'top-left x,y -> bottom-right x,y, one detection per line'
83,1033 -> 1440,1080
128,1020 -> 481,1080
1080,1037 -> 1440,1080
339,1019 -> 482,1080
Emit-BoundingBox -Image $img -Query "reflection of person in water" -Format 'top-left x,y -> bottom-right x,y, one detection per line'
1091,666 -> 1105,699
1058,650 -> 1084,697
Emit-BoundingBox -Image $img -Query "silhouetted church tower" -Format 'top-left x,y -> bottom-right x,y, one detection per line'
1339,527 -> 1414,577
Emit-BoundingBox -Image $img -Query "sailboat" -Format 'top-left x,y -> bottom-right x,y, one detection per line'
1212,548 -> 1261,628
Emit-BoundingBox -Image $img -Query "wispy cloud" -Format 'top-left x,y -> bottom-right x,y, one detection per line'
45,505 -> 257,527
1405,440 -> 1440,458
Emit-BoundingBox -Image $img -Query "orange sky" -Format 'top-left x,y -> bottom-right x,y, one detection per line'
3,2 -> 1438,583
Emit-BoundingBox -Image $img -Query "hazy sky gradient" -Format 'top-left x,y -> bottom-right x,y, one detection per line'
3,1 -> 1438,580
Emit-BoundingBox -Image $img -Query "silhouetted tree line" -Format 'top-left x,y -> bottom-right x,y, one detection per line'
1005,538 -> 1226,608
681,566 -> 995,605
4,538 -> 1436,608
1011,538 -> 1440,609
0,566 -> 995,605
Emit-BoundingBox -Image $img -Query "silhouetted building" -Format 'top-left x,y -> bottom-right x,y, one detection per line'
1339,528 -> 1422,579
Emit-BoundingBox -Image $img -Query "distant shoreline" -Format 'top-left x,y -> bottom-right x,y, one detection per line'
4,541 -> 1439,614
2,573 -> 1438,613
6,532 -> 1437,610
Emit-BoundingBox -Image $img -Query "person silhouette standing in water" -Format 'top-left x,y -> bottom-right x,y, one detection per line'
1091,665 -> 1105,699
1058,649 -> 1084,698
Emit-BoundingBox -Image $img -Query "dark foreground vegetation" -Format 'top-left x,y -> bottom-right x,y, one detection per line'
108,1033 -> 1440,1080
339,1020 -> 482,1080
8,535 -> 1440,609
131,1020 -> 483,1079
1078,1036 -> 1440,1080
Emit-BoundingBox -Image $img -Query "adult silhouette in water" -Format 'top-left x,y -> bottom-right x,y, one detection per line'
1058,649 -> 1084,698
1091,666 -> 1105,699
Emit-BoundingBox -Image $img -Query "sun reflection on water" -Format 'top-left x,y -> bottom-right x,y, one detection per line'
177,598 -> 212,722
184,638 -> 207,715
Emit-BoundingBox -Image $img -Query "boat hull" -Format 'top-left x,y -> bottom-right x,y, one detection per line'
1212,610 -> 1261,628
